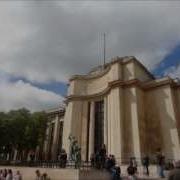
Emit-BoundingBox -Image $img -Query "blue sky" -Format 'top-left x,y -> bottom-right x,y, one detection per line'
10,77 -> 68,97
153,44 -> 180,78
19,43 -> 180,98
9,44 -> 180,98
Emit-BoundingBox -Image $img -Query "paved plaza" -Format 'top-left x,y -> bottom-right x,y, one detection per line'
0,165 -> 169,180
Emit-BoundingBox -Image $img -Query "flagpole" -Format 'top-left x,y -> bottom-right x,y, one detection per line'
103,33 -> 106,68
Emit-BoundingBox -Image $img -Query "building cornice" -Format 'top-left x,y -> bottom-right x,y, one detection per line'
66,77 -> 176,102
69,65 -> 111,81
45,107 -> 65,116
69,56 -> 155,82
142,77 -> 174,90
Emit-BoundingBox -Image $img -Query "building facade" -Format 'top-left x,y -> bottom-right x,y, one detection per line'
43,107 -> 65,160
44,56 -> 180,163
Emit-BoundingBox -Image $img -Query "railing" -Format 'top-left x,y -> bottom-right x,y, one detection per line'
0,160 -> 92,169
0,157 -> 175,170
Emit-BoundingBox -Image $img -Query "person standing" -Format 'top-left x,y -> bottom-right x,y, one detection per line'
156,151 -> 165,178
35,170 -> 41,180
0,169 -> 5,180
59,149 -> 67,168
127,165 -> 137,180
41,173 -> 50,180
142,155 -> 150,176
90,153 -> 95,167
129,157 -> 137,174
99,144 -> 106,169
6,169 -> 13,180
13,171 -> 22,180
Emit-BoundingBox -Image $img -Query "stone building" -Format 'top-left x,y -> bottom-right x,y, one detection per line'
44,56 -> 180,163
43,107 -> 65,160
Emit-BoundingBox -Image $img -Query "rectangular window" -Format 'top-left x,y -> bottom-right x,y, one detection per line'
57,121 -> 63,158
48,123 -> 55,160
94,100 -> 104,153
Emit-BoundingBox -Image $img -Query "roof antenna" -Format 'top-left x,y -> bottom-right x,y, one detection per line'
103,33 -> 106,68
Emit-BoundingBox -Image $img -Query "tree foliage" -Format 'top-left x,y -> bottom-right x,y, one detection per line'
0,108 -> 47,160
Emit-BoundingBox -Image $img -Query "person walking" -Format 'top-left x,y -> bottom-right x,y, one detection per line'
156,151 -> 165,178
168,160 -> 180,180
13,171 -> 22,180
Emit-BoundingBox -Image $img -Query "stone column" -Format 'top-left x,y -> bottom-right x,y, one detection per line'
43,124 -> 50,160
51,115 -> 59,160
88,101 -> 95,160
81,101 -> 88,161
13,149 -> 18,161
107,95 -> 111,154
62,102 -> 74,155
130,87 -> 141,160
104,97 -> 108,150
107,87 -> 123,164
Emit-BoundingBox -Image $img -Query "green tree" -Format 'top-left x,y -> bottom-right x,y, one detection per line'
0,109 -> 47,161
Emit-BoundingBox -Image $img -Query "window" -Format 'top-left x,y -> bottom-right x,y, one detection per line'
94,100 -> 104,153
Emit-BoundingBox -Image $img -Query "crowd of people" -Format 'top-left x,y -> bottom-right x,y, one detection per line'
90,145 -> 122,180
91,151 -> 138,180
0,169 -> 22,180
35,170 -> 51,180
1,145 -> 180,180
90,145 -> 180,180
0,169 -> 53,180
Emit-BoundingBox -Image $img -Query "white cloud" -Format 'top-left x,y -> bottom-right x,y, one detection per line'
0,78 -> 63,112
0,1 -> 180,83
0,1 -> 180,111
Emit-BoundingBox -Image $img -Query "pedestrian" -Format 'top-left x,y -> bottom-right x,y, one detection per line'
127,165 -> 137,180
105,155 -> 112,171
13,171 -> 22,180
41,173 -> 50,180
156,151 -> 165,178
0,169 -> 5,180
3,169 -> 7,179
0,170 -> 3,178
60,149 -> 67,168
168,160 -> 180,180
6,169 -> 13,180
90,153 -> 95,167
142,155 -> 150,176
105,155 -> 116,171
95,152 -> 101,169
35,170 -> 41,180
111,166 -> 121,180
99,144 -> 106,168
